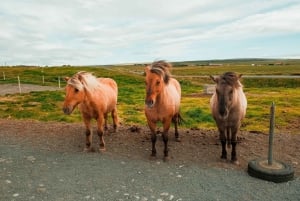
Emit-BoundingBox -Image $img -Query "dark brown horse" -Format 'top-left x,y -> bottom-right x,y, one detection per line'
63,71 -> 118,152
210,72 -> 247,164
144,60 -> 182,161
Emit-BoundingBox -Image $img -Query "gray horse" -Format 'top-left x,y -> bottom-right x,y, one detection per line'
210,72 -> 247,164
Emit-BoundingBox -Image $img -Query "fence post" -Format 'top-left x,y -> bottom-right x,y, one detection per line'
17,76 -> 21,94
42,75 -> 45,85
2,72 -> 5,80
58,76 -> 61,88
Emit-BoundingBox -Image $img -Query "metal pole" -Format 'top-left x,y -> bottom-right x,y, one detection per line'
268,102 -> 275,165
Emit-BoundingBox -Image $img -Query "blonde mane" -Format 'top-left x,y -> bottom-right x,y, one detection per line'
67,71 -> 100,92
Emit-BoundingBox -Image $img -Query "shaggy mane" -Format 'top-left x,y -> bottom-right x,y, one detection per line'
67,71 -> 100,92
149,60 -> 172,84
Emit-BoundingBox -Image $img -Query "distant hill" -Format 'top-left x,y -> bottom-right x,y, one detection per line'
171,58 -> 300,67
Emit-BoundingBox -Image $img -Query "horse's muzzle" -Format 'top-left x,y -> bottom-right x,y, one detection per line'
63,107 -> 73,115
145,99 -> 155,108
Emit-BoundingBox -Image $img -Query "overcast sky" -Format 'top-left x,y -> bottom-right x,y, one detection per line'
1,0 -> 300,66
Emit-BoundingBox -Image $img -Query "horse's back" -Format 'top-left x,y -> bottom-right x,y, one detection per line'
98,78 -> 117,91
237,88 -> 247,118
166,78 -> 181,113
96,78 -> 118,110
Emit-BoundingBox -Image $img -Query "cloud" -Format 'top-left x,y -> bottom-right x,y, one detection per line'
0,0 -> 299,65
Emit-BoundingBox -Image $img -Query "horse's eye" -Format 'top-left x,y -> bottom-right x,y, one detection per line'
74,88 -> 79,93
156,81 -> 160,86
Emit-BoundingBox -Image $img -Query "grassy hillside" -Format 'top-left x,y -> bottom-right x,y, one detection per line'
0,59 -> 299,134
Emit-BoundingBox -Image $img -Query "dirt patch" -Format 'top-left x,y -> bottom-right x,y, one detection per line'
0,119 -> 299,176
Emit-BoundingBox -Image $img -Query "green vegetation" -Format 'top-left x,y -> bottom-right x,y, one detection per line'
0,59 -> 299,134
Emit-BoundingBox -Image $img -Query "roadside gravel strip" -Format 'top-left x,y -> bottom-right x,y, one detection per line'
1,144 -> 299,201
0,84 -> 61,95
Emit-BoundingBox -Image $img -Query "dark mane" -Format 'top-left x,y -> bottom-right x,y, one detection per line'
221,72 -> 240,87
150,60 -> 172,83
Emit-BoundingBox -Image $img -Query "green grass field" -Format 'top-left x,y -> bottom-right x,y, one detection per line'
0,59 -> 299,134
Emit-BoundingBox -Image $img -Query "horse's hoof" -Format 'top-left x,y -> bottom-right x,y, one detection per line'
99,147 -> 106,152
163,156 -> 169,162
149,155 -> 156,160
221,155 -> 227,160
175,137 -> 181,142
231,160 -> 240,165
232,160 -> 240,165
83,147 -> 95,152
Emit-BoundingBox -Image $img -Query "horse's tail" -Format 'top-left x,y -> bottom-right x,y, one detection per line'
172,113 -> 184,125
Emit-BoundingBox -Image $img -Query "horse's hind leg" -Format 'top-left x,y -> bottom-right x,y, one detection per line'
104,113 -> 108,131
173,114 -> 181,142
162,119 -> 172,161
97,114 -> 106,151
111,108 -> 118,132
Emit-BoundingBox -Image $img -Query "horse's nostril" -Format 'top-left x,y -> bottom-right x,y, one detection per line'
145,99 -> 154,108
63,107 -> 70,114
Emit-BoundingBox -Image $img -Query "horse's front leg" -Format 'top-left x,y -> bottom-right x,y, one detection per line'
96,114 -> 106,151
230,126 -> 239,164
219,129 -> 227,160
147,120 -> 157,157
162,118 -> 172,161
83,117 -> 93,152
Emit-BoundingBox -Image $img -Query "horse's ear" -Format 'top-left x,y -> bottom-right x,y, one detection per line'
210,75 -> 217,83
77,74 -> 84,82
144,66 -> 150,76
238,74 -> 243,79
64,77 -> 70,81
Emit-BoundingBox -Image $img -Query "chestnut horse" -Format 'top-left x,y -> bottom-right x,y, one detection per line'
63,71 -> 118,151
144,60 -> 182,161
210,72 -> 247,164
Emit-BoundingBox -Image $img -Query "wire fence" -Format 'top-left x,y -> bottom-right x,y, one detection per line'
1,71 -> 63,94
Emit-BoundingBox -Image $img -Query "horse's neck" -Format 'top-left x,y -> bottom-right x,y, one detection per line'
157,83 -> 179,106
83,86 -> 104,103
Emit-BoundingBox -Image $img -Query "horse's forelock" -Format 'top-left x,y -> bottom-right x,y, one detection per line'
221,72 -> 241,88
150,67 -> 170,83
150,60 -> 172,84
68,72 -> 99,91
67,76 -> 84,91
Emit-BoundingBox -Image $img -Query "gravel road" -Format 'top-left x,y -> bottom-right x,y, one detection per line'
1,142 -> 299,201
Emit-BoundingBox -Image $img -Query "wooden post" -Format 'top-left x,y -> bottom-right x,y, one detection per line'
58,76 -> 61,88
268,102 -> 275,165
42,75 -> 45,85
2,72 -> 5,80
18,76 -> 21,94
